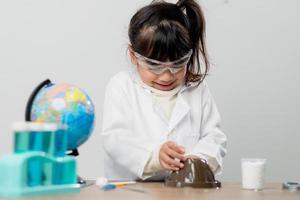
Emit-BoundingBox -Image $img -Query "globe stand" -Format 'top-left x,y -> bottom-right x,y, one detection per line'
25,79 -> 52,122
67,149 -> 93,188
68,149 -> 79,156
25,79 -> 92,188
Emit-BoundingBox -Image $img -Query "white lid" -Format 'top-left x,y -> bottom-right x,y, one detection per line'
12,122 -> 58,132
42,123 -> 58,131
241,158 -> 266,164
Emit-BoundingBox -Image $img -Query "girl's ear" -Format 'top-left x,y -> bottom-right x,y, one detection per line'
128,46 -> 138,65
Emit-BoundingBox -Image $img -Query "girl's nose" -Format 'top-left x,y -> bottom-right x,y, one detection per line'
158,69 -> 174,82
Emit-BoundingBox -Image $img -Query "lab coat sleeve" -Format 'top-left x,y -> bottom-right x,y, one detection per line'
190,82 -> 227,175
101,78 -> 153,179
143,145 -> 163,175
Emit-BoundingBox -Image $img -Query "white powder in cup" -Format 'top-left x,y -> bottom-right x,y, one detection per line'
241,158 -> 266,190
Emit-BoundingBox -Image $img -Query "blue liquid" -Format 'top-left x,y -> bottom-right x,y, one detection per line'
14,132 -> 30,153
30,131 -> 51,152
52,162 -> 64,185
52,129 -> 67,157
27,158 -> 42,187
14,131 -> 52,153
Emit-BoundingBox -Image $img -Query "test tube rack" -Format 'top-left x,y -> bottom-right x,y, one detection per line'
0,123 -> 80,196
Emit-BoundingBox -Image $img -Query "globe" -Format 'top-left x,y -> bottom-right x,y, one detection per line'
28,81 -> 95,150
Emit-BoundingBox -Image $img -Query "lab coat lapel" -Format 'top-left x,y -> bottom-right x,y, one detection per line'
152,100 -> 169,125
168,93 -> 190,132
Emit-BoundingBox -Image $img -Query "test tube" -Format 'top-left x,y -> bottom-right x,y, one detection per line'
13,122 -> 31,153
12,122 -> 58,187
13,122 -> 57,153
48,124 -> 68,157
43,124 -> 69,185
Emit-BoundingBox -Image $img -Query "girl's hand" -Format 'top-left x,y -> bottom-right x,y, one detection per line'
159,141 -> 186,171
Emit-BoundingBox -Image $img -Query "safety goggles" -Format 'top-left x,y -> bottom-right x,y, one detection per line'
134,50 -> 193,75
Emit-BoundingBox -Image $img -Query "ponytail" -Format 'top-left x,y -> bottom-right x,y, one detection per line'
177,0 -> 209,84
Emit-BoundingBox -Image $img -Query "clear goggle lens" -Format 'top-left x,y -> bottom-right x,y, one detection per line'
134,50 -> 193,75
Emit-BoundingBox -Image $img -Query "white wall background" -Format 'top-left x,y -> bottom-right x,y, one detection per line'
0,0 -> 299,182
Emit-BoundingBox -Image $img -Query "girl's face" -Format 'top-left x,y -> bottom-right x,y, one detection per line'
137,65 -> 185,91
129,49 -> 186,91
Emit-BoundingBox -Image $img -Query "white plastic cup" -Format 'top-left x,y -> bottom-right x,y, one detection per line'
241,158 -> 266,191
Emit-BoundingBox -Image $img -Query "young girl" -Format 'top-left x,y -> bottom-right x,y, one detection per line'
101,0 -> 227,181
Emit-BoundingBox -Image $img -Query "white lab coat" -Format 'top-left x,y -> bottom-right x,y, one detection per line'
101,69 -> 227,181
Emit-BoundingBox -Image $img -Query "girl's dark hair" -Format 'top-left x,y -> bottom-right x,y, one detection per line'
129,0 -> 209,86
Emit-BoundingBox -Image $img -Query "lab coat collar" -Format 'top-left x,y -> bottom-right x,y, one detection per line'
130,69 -> 193,131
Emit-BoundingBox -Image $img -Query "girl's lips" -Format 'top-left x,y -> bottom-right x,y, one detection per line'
156,82 -> 173,86
154,81 -> 175,90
